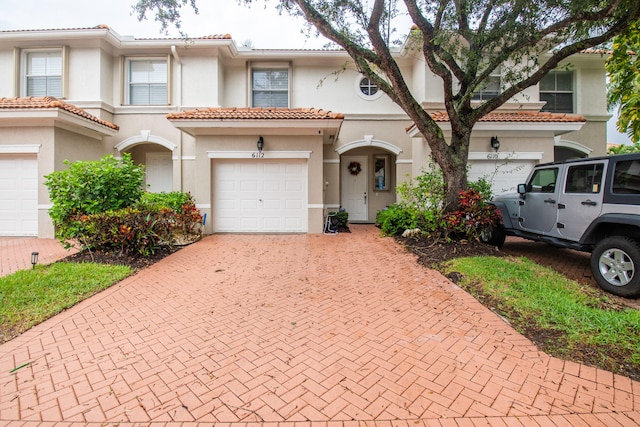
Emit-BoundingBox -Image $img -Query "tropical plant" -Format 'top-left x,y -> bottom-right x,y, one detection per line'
606,19 -> 640,144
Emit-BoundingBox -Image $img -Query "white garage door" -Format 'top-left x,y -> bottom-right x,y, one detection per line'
468,159 -> 535,196
213,159 -> 308,232
0,154 -> 38,236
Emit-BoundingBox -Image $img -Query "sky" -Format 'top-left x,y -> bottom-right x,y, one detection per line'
0,0 -> 329,49
0,0 -> 632,145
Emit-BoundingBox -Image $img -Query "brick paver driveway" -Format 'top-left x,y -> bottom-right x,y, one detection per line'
1,225 -> 639,426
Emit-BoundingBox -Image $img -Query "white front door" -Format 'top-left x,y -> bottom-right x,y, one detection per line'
342,155 -> 368,221
212,159 -> 308,232
146,152 -> 173,193
0,154 -> 38,236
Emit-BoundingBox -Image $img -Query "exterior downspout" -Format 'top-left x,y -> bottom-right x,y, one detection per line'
171,45 -> 184,191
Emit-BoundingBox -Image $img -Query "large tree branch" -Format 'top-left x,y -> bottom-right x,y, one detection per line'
473,17 -> 636,122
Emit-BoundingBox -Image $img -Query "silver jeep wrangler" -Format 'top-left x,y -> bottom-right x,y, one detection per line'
489,152 -> 640,298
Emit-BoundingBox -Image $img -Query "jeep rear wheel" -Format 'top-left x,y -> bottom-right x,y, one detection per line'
591,236 -> 640,298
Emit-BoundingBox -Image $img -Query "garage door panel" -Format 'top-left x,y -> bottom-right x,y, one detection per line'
213,158 -> 307,232
240,199 -> 259,210
0,155 -> 38,236
469,159 -> 534,196
262,199 -> 282,210
263,180 -> 282,192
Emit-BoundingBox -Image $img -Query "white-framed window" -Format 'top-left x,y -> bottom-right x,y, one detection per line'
374,155 -> 390,190
472,66 -> 501,101
125,58 -> 169,105
540,70 -> 574,113
251,66 -> 289,108
23,49 -> 63,97
355,75 -> 384,101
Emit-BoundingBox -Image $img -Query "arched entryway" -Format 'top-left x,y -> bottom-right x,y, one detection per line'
555,139 -> 592,161
336,137 -> 401,222
115,132 -> 177,193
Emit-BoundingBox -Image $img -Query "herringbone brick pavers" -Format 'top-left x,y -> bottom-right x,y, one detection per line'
0,225 -> 639,426
0,238 -> 76,277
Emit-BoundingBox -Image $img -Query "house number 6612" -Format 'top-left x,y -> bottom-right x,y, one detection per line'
252,152 -> 265,158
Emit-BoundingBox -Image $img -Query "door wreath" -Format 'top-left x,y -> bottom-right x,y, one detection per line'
348,161 -> 362,176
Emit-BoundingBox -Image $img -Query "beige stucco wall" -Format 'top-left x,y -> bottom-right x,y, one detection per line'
561,121 -> 608,158
0,49 -> 14,96
67,48 -> 103,100
181,55 -> 221,107
222,64 -> 248,107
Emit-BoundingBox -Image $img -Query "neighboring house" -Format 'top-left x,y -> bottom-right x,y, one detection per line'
0,25 -> 609,237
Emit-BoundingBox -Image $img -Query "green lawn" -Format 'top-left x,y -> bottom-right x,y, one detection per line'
0,262 -> 132,344
444,255 -> 640,379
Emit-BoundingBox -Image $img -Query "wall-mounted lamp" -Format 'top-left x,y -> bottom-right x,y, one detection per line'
257,136 -> 264,154
490,136 -> 500,151
31,251 -> 39,269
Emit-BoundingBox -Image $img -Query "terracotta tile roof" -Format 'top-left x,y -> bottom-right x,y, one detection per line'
0,25 -> 231,41
135,34 -> 232,41
167,107 -> 344,120
428,110 -> 586,123
0,97 -> 119,130
0,24 -> 109,33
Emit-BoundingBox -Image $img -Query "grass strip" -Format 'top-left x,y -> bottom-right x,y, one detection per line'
443,256 -> 640,374
0,262 -> 132,343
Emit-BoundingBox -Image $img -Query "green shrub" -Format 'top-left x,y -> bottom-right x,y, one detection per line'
376,204 -> 439,236
380,164 -> 500,241
45,154 -> 145,243
173,196 -> 204,238
396,164 -> 446,211
72,208 -> 173,256
136,191 -> 193,212
333,211 -> 349,228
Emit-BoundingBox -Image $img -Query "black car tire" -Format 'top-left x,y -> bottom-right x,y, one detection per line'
591,236 -> 640,298
480,223 -> 506,248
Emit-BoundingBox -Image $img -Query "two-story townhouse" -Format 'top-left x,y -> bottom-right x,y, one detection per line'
0,25 -> 607,238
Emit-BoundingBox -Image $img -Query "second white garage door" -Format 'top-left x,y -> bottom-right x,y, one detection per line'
212,159 -> 308,232
468,159 -> 535,196
0,154 -> 38,236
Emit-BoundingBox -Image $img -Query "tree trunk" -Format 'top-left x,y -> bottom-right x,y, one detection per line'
421,125 -> 471,213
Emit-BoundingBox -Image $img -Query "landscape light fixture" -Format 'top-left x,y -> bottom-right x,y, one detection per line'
31,251 -> 39,269
257,136 -> 264,153
490,136 -> 500,151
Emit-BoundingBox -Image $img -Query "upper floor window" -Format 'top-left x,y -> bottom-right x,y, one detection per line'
540,71 -> 573,113
355,75 -> 384,101
359,78 -> 378,97
126,58 -> 168,105
252,68 -> 289,108
24,50 -> 62,97
472,66 -> 501,101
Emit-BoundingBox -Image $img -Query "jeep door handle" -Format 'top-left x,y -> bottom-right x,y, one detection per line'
581,199 -> 597,206
544,198 -> 556,204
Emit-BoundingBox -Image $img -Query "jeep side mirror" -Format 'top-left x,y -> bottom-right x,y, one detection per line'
517,184 -> 527,195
